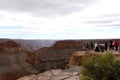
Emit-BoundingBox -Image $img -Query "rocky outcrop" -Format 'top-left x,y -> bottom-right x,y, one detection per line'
0,40 -> 39,80
69,51 -> 94,66
0,40 -> 21,48
51,40 -> 85,50
17,68 -> 80,80
69,51 -> 120,66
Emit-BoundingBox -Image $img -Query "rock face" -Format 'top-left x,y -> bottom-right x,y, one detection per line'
51,40 -> 85,49
14,39 -> 56,51
17,68 -> 80,80
27,40 -> 85,72
69,51 -> 94,66
0,39 -> 56,51
0,40 -> 39,80
0,40 -> 21,48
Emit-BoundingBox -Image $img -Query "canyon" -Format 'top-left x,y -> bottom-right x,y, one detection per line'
0,38 -> 120,80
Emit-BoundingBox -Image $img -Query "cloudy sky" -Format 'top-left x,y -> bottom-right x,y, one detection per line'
0,0 -> 120,39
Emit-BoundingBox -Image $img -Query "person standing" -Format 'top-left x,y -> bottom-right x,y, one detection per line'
114,40 -> 119,51
105,42 -> 108,51
119,42 -> 120,53
86,43 -> 89,50
109,40 -> 114,50
95,43 -> 100,52
90,42 -> 94,50
99,43 -> 105,52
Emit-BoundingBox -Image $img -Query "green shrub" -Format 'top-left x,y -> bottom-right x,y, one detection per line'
80,51 -> 120,80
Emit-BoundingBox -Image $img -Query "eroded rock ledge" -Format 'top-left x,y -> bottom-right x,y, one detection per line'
17,67 -> 81,80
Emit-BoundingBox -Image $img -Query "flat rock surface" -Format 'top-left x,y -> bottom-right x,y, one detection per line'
17,67 -> 81,80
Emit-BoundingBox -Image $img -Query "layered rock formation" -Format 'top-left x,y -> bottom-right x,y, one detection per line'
14,39 -> 56,51
51,40 -> 85,49
0,40 -> 21,48
26,40 -> 85,72
69,51 -> 94,66
17,68 -> 80,80
0,39 -> 56,51
0,40 -> 38,80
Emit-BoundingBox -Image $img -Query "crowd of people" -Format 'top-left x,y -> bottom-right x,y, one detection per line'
85,40 -> 120,53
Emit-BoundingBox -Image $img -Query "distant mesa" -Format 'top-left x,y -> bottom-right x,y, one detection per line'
51,40 -> 84,49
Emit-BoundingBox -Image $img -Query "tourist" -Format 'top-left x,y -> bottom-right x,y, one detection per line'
119,42 -> 120,53
99,43 -> 105,52
109,40 -> 114,50
105,42 -> 108,51
114,40 -> 119,51
86,43 -> 89,50
95,43 -> 100,52
90,42 -> 94,50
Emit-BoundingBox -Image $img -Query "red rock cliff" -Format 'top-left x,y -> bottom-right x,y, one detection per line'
30,40 -> 85,72
0,40 -> 21,48
51,40 -> 85,49
0,40 -> 38,80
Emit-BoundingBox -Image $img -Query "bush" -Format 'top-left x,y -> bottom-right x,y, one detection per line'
80,51 -> 120,80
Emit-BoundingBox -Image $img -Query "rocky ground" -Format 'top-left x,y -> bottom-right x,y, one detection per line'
17,66 -> 81,80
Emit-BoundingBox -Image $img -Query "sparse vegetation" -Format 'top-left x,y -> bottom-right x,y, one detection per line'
80,51 -> 120,80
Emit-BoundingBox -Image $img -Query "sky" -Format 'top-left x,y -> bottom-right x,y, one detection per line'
0,0 -> 120,40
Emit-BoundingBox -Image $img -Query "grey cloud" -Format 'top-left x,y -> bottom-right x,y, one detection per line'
0,0 -> 95,17
98,24 -> 120,28
97,23 -> 120,29
83,13 -> 120,29
84,13 -> 120,22
98,13 -> 120,18
85,20 -> 113,24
